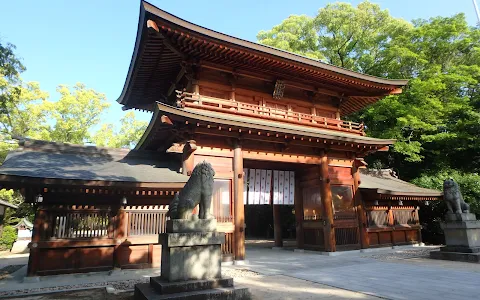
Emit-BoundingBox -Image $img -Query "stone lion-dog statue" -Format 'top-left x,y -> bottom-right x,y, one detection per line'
168,161 -> 215,219
443,178 -> 470,214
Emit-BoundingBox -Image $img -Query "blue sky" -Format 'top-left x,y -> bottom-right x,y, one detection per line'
1,0 -> 478,130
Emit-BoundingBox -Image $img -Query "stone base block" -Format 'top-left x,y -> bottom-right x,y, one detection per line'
160,230 -> 225,282
430,251 -> 480,263
441,220 -> 480,248
167,219 -> 217,233
445,213 -> 477,222
161,244 -> 222,282
150,277 -> 233,294
134,282 -> 251,300
440,246 -> 480,253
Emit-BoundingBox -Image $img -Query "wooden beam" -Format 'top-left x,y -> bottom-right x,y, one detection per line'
388,88 -> 403,95
160,115 -> 173,126
146,19 -> 187,59
193,126 -> 370,153
319,151 -> 335,252
199,61 -> 350,97
233,141 -> 245,260
182,140 -> 197,176
243,150 -> 321,164
377,146 -> 389,152
167,66 -> 187,97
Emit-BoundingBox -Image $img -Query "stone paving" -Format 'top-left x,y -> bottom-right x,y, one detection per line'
1,246 -> 480,299
238,246 -> 480,300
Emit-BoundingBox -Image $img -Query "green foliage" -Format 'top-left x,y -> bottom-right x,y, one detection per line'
0,39 -> 146,227
413,171 -> 480,216
92,111 -> 148,148
258,2 -> 480,243
257,2 -> 411,73
0,226 -> 17,251
358,14 -> 480,171
257,15 -> 322,60
44,83 -> 110,144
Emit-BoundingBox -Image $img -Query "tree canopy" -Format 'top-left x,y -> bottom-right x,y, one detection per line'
0,38 -> 149,222
258,2 -> 480,217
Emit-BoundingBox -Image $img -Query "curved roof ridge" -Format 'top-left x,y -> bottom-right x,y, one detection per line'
141,1 -> 409,86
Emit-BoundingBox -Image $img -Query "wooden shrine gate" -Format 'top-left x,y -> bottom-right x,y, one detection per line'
299,164 -> 361,251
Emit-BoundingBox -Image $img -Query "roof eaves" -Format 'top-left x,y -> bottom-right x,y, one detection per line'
141,1 -> 409,88
117,2 -> 148,106
375,188 -> 443,197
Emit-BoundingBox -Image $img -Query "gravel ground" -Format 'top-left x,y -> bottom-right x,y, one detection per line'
0,268 -> 259,298
0,278 -> 148,298
361,247 -> 440,260
222,268 -> 261,278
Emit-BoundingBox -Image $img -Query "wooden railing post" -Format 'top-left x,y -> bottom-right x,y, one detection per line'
233,140 -> 245,260
319,151 -> 335,252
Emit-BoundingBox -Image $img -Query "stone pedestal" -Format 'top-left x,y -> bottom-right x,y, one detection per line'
430,213 -> 480,263
134,219 -> 250,299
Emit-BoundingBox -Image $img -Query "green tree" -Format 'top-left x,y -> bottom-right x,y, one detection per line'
257,2 -> 411,74
44,83 -> 110,144
0,41 -> 49,161
358,14 -> 480,171
258,3 -> 480,227
92,111 -> 148,148
257,15 -> 322,60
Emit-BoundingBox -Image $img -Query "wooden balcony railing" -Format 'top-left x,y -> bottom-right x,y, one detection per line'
176,91 -> 365,135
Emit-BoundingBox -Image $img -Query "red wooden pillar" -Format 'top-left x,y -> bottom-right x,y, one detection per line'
233,141 -> 245,260
27,207 -> 46,276
113,208 -> 128,268
388,206 -> 395,245
352,159 -> 369,249
294,178 -> 304,249
319,151 -> 335,252
273,205 -> 283,247
416,206 -> 423,244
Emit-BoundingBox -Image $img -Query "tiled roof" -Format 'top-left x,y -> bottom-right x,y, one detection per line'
360,169 -> 442,196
